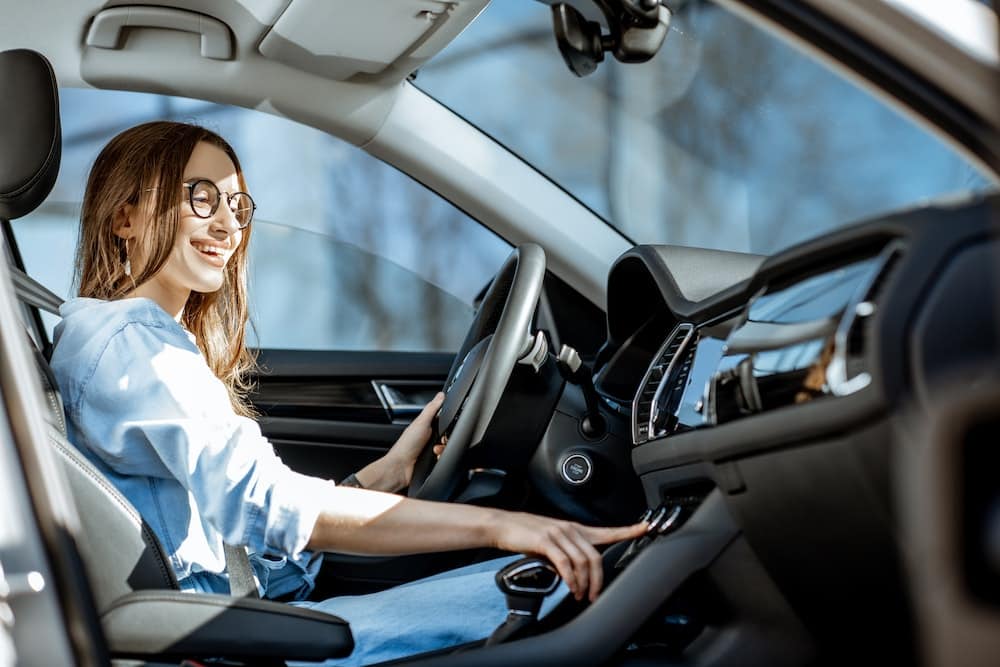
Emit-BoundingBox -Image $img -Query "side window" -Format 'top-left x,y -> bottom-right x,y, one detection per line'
13,88 -> 511,352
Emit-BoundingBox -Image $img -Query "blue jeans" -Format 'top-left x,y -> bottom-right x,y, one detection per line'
290,556 -> 569,666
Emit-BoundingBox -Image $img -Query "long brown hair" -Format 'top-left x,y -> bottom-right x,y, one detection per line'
76,121 -> 257,416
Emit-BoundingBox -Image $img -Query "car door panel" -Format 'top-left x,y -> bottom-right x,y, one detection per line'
251,349 -> 452,482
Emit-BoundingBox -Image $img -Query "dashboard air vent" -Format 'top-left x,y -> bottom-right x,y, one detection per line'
632,323 -> 694,445
650,334 -> 699,439
830,242 -> 904,395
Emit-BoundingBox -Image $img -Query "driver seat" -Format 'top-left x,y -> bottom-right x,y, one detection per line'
0,48 -> 354,663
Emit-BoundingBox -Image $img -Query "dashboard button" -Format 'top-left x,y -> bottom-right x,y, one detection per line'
656,505 -> 684,535
561,453 -> 593,485
646,505 -> 670,533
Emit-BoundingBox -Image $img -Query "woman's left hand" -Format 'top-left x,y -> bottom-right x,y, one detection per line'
353,392 -> 446,492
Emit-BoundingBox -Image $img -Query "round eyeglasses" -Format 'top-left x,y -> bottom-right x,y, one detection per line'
184,179 -> 256,229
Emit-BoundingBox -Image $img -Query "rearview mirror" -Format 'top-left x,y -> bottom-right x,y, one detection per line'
551,4 -> 606,77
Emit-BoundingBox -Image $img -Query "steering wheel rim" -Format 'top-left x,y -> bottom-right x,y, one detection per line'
408,244 -> 546,501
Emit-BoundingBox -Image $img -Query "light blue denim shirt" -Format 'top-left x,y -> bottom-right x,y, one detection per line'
50,297 -> 331,598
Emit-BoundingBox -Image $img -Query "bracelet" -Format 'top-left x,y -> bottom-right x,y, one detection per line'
339,473 -> 364,489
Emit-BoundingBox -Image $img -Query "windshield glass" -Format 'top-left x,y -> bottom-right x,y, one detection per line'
418,0 -> 993,255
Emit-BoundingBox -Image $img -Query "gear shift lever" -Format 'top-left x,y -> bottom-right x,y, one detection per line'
485,557 -> 561,646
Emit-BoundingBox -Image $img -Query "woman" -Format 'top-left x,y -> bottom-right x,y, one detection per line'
49,121 -> 645,665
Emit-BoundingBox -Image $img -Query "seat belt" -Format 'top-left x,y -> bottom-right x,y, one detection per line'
11,265 -> 62,315
224,543 -> 259,598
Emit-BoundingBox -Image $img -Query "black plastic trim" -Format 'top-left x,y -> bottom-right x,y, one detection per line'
255,349 -> 453,378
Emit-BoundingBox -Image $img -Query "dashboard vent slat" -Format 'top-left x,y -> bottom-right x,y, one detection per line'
651,333 -> 699,440
632,323 -> 694,445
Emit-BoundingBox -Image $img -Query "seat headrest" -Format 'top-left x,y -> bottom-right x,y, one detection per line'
0,49 -> 61,221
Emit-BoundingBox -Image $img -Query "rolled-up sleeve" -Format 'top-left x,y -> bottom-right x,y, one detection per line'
73,320 -> 331,558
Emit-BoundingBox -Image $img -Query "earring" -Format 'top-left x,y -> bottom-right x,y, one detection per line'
123,239 -> 132,277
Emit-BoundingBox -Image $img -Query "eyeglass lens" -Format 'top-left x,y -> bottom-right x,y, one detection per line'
189,180 -> 254,228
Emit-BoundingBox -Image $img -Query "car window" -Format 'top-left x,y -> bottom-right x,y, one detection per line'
417,0 -> 994,255
12,88 -> 511,351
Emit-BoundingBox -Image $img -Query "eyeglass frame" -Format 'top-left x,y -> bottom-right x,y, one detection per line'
143,179 -> 257,229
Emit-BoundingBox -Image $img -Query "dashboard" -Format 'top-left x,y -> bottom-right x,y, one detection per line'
595,196 -> 998,467
628,243 -> 901,446
585,193 -> 999,661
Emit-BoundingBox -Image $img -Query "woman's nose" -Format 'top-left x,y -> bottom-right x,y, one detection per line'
210,204 -> 241,235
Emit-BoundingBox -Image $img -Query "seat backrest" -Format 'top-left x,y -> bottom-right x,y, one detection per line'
33,347 -> 180,609
47,425 -> 181,609
1,48 -> 180,614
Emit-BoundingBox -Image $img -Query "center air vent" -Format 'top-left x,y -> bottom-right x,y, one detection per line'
632,323 -> 695,445
650,334 -> 699,439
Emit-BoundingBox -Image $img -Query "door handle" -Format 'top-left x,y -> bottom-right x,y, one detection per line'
372,381 -> 439,420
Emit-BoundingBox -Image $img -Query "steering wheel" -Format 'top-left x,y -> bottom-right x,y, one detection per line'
408,244 -> 546,501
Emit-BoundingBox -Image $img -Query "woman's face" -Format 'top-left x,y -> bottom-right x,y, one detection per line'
122,141 -> 245,314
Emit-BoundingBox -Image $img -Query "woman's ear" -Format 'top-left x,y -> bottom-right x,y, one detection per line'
112,204 -> 137,240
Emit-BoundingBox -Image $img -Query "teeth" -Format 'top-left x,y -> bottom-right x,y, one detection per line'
193,243 -> 225,256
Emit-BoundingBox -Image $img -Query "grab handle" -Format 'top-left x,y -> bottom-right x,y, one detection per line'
86,6 -> 233,60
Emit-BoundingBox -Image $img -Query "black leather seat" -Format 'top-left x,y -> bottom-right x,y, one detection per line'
0,48 -> 354,664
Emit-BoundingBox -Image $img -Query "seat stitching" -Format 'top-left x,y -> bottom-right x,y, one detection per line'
45,390 -> 65,434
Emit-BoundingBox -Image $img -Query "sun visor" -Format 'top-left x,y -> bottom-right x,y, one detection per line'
258,0 -> 488,81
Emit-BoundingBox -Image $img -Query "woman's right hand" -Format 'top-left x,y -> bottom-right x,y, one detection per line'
490,512 -> 647,602
310,487 -> 646,598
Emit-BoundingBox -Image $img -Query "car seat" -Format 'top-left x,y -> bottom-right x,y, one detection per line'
0,47 -> 353,665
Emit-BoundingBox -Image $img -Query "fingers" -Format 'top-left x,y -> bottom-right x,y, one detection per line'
432,434 -> 448,459
499,515 -> 647,602
580,522 -> 648,546
586,539 -> 604,603
550,529 -> 590,600
551,522 -> 644,600
544,547 -> 577,599
412,392 -> 445,427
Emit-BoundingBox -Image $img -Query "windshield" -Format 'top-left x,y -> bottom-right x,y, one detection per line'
418,0 -> 993,255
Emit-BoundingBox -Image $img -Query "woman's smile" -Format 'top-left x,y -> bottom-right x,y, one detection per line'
191,240 -> 230,267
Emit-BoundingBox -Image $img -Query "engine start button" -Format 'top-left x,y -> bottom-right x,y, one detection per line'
561,453 -> 593,485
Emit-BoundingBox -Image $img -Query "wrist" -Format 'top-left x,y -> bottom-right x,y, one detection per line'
355,454 -> 408,493
481,508 -> 505,550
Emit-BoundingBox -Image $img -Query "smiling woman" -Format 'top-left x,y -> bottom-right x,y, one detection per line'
74,121 -> 258,414
45,118 -> 647,666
